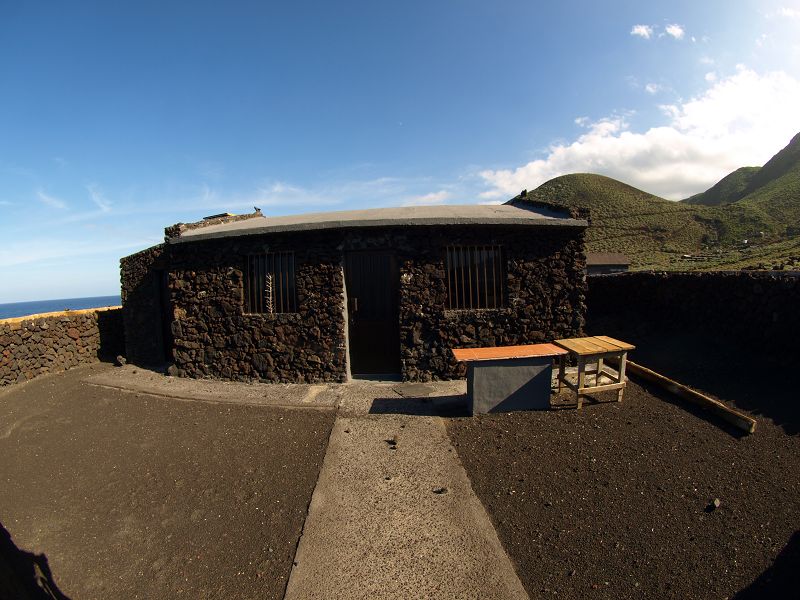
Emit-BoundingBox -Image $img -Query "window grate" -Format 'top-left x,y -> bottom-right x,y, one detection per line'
445,245 -> 505,310
245,252 -> 297,314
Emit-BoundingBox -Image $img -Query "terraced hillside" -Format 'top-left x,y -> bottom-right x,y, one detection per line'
509,132 -> 800,271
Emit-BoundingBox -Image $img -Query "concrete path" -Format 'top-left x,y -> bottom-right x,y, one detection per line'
85,364 -> 340,410
284,381 -> 529,600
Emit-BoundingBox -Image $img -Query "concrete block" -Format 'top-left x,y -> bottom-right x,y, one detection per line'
467,357 -> 552,415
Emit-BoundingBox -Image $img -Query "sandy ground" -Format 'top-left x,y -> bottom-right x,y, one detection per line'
0,363 -> 334,600
3,354 -> 798,600
447,383 -> 800,599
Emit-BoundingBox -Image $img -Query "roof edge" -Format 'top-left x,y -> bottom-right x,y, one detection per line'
168,216 -> 589,245
165,209 -> 263,241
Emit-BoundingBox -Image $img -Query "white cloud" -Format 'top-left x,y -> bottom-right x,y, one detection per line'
401,190 -> 452,207
665,24 -> 685,40
644,83 -> 662,95
705,72 -> 717,82
87,183 -> 112,212
36,189 -> 67,209
630,24 -> 654,39
699,56 -> 715,65
479,68 -> 800,200
778,7 -> 800,18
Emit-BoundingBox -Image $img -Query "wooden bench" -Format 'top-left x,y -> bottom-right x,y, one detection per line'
553,335 -> 635,409
452,344 -> 568,415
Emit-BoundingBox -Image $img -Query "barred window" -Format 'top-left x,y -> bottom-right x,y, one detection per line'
245,252 -> 297,314
445,245 -> 505,310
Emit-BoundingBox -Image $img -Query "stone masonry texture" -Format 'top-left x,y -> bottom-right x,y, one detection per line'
0,308 -> 124,386
587,271 -> 800,359
120,225 -> 587,383
120,244 -> 169,366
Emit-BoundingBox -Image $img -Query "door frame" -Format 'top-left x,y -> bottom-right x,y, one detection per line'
342,249 -> 401,379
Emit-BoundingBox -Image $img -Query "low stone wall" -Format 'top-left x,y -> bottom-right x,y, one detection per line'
0,307 -> 124,386
587,271 -> 799,357
120,244 -> 169,366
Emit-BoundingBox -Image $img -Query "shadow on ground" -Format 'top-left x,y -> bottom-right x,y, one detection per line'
370,392 -> 628,418
0,523 -> 70,600
628,380 -> 750,439
733,530 -> 800,599
369,395 -> 470,417
587,318 -> 799,435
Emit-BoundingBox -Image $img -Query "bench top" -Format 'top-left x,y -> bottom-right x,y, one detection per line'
452,343 -> 567,363
553,335 -> 635,356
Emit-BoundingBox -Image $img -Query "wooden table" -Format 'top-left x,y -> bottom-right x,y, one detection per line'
452,344 -> 568,414
553,336 -> 635,409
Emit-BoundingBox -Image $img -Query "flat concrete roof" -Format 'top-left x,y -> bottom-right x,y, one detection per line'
586,252 -> 631,266
171,204 -> 587,244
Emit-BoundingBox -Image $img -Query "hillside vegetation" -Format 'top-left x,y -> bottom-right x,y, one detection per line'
684,166 -> 759,206
510,132 -> 800,271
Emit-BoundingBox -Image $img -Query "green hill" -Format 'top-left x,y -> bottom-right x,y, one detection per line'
730,132 -> 800,239
509,174 -> 721,269
508,132 -> 800,271
740,131 -> 800,197
684,166 -> 760,206
684,132 -> 800,236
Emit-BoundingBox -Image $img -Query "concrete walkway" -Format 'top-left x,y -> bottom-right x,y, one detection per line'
284,381 -> 529,600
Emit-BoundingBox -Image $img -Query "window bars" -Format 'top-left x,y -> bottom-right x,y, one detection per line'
445,245 -> 505,310
245,252 -> 297,314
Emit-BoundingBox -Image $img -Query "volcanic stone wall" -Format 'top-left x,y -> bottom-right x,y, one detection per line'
120,244 -> 169,366
0,307 -> 124,386
587,271 -> 800,358
152,224 -> 586,383
166,231 -> 348,383
387,226 -> 586,381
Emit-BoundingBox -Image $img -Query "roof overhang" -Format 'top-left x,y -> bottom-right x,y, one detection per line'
168,204 -> 587,244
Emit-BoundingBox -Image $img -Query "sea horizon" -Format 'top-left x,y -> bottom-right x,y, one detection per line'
0,295 -> 122,320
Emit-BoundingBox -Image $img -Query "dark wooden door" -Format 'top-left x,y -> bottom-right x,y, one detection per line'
344,251 -> 400,375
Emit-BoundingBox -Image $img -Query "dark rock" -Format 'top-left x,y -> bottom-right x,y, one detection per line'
121,225 -> 586,383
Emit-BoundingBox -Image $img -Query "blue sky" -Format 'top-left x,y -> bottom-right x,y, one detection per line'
2,0 -> 800,302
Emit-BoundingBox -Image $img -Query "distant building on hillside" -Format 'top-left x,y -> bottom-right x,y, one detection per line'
120,205 -> 588,383
586,252 -> 630,276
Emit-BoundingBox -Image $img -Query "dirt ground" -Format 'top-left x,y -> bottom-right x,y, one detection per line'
0,363 -> 334,600
447,382 -> 800,599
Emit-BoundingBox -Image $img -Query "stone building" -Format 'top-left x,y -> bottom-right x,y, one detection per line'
120,204 -> 588,383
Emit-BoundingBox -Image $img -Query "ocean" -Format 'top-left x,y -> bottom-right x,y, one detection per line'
0,295 -> 122,320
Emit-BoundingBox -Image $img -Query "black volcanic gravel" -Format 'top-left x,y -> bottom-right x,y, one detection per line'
0,364 -> 335,600
447,382 -> 800,599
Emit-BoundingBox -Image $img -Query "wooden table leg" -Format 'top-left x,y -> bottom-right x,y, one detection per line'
558,355 -> 565,393
617,351 -> 627,402
597,357 -> 604,385
576,356 -> 585,410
